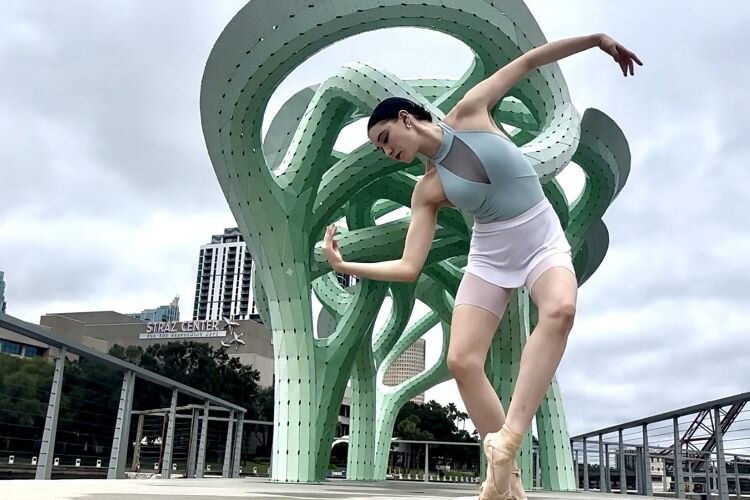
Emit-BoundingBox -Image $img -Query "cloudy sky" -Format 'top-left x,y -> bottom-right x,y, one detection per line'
1,0 -> 749,448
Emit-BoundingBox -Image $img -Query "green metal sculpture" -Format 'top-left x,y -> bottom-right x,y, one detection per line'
200,0 -> 630,485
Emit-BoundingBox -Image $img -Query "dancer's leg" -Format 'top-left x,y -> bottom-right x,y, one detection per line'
483,266 -> 577,498
450,272 -> 529,500
504,266 -> 577,435
447,273 -> 510,438
447,303 -> 504,437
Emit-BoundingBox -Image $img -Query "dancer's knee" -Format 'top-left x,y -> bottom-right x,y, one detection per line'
447,352 -> 483,380
539,299 -> 576,333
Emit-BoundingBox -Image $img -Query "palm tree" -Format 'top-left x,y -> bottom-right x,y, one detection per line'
446,403 -> 470,431
457,410 -> 469,431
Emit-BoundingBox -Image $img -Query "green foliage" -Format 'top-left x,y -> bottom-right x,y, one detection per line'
109,342 -> 271,420
0,343 -> 273,460
0,354 -> 52,428
395,400 -> 476,443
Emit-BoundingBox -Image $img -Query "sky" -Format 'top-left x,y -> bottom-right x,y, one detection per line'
1,0 -> 749,448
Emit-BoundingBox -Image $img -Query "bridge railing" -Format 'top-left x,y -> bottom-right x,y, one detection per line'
0,313 -> 246,480
570,392 -> 750,500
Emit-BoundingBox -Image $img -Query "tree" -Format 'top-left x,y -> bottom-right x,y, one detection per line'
0,354 -> 53,457
108,342 -> 268,419
395,400 -> 476,443
396,414 -> 435,441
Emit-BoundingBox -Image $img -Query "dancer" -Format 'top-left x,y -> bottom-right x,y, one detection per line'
322,33 -> 641,499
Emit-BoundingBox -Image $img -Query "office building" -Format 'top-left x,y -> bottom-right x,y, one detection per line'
130,295 -> 180,322
0,271 -> 6,313
193,228 -> 259,321
383,338 -> 426,404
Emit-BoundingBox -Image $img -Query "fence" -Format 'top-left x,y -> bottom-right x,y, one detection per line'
571,392 -> 750,500
0,313 -> 246,480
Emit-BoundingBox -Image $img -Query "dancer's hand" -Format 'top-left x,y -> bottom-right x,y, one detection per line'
322,225 -> 344,271
598,34 -> 642,76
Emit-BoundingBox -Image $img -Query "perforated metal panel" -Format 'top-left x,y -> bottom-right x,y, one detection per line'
201,0 -> 630,484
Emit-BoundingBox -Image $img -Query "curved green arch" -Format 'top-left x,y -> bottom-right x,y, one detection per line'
201,0 -> 630,484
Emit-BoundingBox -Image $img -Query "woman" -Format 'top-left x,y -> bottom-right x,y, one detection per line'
322,33 -> 641,499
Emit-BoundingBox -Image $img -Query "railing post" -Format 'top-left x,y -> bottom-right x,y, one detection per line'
195,402 -> 209,478
619,429 -> 626,494
715,407 -> 729,500
424,443 -> 429,483
643,424 -> 653,496
161,388 -> 178,478
186,407 -> 200,478
606,444 -> 612,493
223,409 -> 235,478
599,434 -> 606,492
675,417 -> 684,498
107,370 -> 135,479
131,413 -> 145,472
36,347 -> 66,480
583,437 -> 589,491
734,455 -> 741,500
231,412 -> 244,478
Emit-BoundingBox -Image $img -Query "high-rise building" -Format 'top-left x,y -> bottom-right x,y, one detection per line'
383,338 -> 426,403
130,296 -> 180,322
0,271 -> 6,313
193,228 -> 259,321
193,228 -> 357,322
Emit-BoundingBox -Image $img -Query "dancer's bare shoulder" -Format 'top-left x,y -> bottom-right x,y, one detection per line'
444,102 -> 510,139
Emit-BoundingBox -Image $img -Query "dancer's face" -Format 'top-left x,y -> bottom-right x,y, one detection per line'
367,111 -> 419,163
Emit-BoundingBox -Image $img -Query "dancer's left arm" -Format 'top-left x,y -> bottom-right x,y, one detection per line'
458,33 -> 642,112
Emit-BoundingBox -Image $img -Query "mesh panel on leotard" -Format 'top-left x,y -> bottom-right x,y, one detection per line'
440,135 -> 491,184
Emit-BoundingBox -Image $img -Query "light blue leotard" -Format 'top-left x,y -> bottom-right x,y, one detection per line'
430,121 -> 545,223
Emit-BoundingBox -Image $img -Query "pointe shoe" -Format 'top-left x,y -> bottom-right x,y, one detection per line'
478,461 -> 526,500
479,425 -> 524,500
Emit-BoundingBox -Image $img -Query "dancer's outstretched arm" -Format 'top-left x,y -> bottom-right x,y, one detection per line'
321,184 -> 437,283
458,33 -> 643,113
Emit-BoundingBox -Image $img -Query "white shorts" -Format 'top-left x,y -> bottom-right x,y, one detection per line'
454,198 -> 575,317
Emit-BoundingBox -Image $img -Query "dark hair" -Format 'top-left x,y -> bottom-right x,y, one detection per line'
367,97 -> 432,130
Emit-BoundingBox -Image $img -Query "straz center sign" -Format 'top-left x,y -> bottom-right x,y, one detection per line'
138,320 -> 226,340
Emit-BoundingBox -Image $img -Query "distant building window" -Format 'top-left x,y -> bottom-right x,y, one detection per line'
23,346 -> 38,357
1,341 -> 21,355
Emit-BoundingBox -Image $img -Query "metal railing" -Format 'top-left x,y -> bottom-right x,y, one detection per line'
0,313 -> 246,480
570,391 -> 750,500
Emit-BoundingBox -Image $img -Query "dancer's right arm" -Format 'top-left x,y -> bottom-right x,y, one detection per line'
322,185 -> 438,283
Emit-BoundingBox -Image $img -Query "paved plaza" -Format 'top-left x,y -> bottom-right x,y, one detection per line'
0,477 -> 655,500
